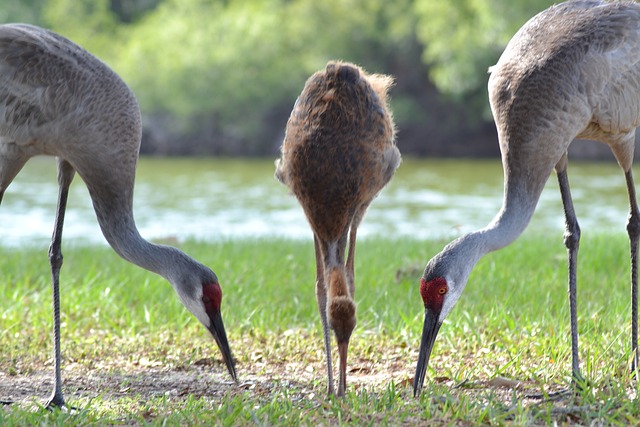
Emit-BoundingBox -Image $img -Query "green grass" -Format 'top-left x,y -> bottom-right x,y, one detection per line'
1,234 -> 640,425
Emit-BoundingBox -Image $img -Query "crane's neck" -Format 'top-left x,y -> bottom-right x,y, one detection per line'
90,195 -> 189,284
481,182 -> 540,252
438,179 -> 544,284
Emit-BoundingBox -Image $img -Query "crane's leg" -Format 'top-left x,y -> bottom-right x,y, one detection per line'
45,159 -> 75,410
345,205 -> 368,300
623,169 -> 640,375
327,232 -> 354,397
313,234 -> 334,395
556,163 -> 584,386
345,225 -> 358,299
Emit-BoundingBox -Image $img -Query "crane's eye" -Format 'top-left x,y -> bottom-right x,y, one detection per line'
202,296 -> 211,303
438,287 -> 447,295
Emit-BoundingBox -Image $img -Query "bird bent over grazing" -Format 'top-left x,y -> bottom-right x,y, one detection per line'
0,24 -> 236,408
413,0 -> 640,397
275,61 -> 401,396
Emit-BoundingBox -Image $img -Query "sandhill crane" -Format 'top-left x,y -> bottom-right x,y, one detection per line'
0,24 -> 237,408
275,61 -> 400,396
413,0 -> 640,397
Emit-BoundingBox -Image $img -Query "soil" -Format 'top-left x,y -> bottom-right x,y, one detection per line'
0,352 -> 412,406
1,335 -> 626,424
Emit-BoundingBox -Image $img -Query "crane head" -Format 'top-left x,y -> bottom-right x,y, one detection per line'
200,281 -> 238,383
174,273 -> 237,383
413,276 -> 447,397
413,274 -> 469,397
413,237 -> 474,397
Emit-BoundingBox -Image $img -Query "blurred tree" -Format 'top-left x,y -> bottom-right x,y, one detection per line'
42,0 -> 121,58
110,0 -> 422,155
413,0 -> 555,118
0,0 -> 46,25
110,0 -> 162,23
112,0 -> 305,153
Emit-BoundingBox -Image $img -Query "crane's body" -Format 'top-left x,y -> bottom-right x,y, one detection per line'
414,0 -> 640,396
0,24 -> 236,408
493,0 -> 640,178
276,61 -> 400,396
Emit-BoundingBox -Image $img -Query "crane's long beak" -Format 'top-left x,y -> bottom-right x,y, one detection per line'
413,308 -> 441,397
208,311 -> 238,383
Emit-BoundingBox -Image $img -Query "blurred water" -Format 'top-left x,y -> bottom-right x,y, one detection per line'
0,156 -> 634,247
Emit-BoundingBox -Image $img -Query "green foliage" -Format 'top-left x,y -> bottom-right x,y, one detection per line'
42,0 -> 121,58
414,0 -> 557,94
111,0 -> 417,143
0,0 -> 46,25
4,0 -> 589,154
413,0 -> 556,115
110,0 -> 163,23
116,0 -> 305,136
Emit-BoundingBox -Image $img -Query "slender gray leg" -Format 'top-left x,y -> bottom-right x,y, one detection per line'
557,167 -> 583,384
314,234 -> 334,395
624,169 -> 640,374
45,160 -> 75,409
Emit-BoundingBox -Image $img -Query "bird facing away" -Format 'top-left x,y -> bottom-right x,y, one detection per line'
0,24 -> 237,408
275,61 -> 400,396
414,0 -> 640,397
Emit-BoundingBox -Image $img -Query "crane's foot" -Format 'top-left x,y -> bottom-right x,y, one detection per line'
45,400 -> 65,411
44,401 -> 79,413
570,370 -> 588,390
525,372 -> 589,401
525,388 -> 573,401
45,390 -> 65,410
44,392 -> 78,412
326,383 -> 335,397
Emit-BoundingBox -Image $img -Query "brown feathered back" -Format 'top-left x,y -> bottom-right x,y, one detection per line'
275,60 -> 399,242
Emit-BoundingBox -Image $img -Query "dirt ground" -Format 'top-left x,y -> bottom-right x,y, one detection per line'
1,334 -> 627,426
0,354 -> 577,410
0,350 -> 414,407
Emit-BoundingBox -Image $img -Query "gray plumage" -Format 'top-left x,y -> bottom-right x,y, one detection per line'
0,24 -> 236,408
414,0 -> 640,396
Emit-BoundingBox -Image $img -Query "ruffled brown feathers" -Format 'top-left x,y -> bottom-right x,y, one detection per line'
275,60 -> 399,242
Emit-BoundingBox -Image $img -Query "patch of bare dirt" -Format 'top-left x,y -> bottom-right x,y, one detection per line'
0,366 -> 232,405
0,353 -> 407,407
0,355 -> 559,409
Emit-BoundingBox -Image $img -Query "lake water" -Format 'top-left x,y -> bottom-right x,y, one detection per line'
0,156 -> 636,247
